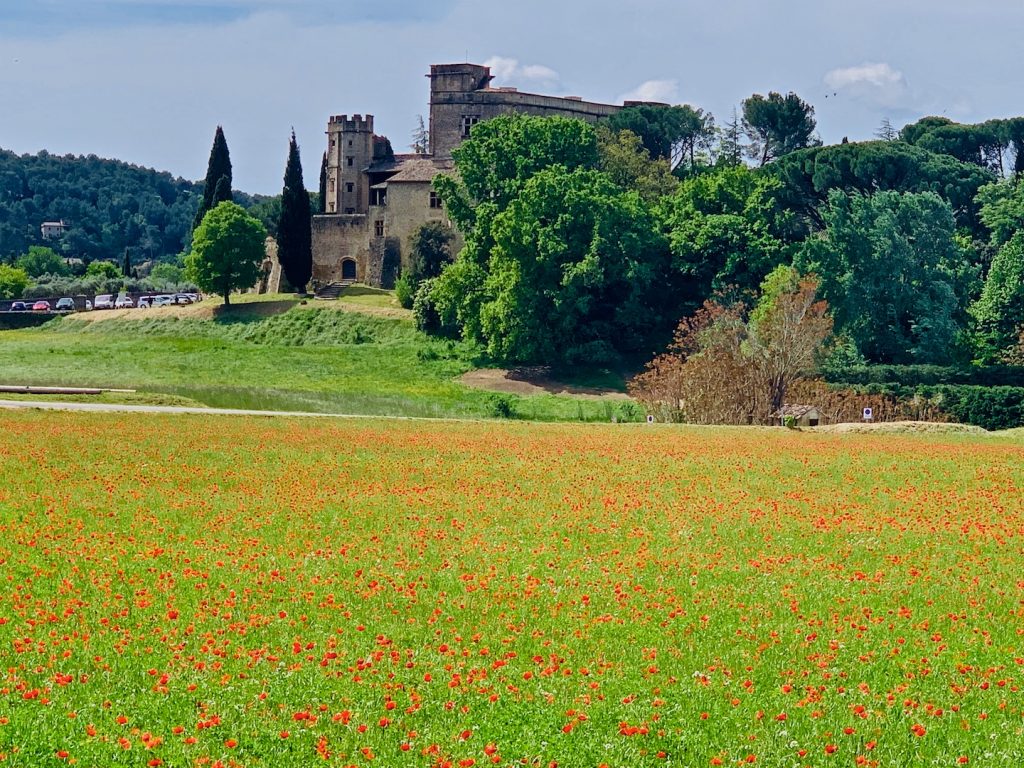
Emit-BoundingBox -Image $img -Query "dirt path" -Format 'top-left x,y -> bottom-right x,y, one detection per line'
459,368 -> 630,400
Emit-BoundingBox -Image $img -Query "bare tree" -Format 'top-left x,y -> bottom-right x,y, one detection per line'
629,271 -> 832,424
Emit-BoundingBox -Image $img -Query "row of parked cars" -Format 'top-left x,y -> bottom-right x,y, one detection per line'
8,293 -> 199,312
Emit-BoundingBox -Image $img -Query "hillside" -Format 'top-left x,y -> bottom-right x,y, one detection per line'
0,148 -> 276,265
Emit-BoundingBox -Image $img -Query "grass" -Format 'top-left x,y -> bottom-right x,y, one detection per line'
0,411 -> 1022,766
0,295 -> 639,422
0,390 -> 206,407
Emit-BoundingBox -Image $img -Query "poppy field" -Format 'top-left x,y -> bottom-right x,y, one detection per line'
0,411 -> 1022,767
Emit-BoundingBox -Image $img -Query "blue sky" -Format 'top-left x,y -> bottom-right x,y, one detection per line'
2,0 -> 1022,193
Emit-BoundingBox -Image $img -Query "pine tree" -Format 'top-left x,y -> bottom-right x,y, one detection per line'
276,131 -> 313,295
716,108 -> 744,167
193,126 -> 233,232
318,152 -> 328,214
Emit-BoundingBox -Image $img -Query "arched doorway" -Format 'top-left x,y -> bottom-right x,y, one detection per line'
341,259 -> 357,281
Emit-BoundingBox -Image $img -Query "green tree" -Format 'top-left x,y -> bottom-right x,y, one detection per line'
85,260 -> 122,280
0,264 -> 29,299
276,132 -> 313,295
122,249 -> 132,277
435,167 -> 669,364
408,222 -> 454,283
16,245 -> 69,277
976,178 -> 1024,249
149,262 -> 184,286
769,141 -> 996,238
971,232 -> 1024,361
434,113 -> 600,236
193,126 -> 233,232
606,104 -> 715,171
185,202 -> 266,306
596,125 -> 679,202
742,91 -> 820,166
662,165 -> 789,311
796,190 -> 973,364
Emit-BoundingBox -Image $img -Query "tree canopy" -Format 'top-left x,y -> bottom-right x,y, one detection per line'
796,190 -> 972,364
742,92 -> 820,166
185,201 -> 266,306
0,148 -> 199,264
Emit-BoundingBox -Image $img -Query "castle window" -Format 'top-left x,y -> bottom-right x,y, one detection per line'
370,188 -> 387,206
329,179 -> 335,192
328,202 -> 335,212
461,115 -> 480,138
347,156 -> 354,167
330,139 -> 336,148
429,191 -> 442,209
346,182 -> 354,193
375,220 -> 385,237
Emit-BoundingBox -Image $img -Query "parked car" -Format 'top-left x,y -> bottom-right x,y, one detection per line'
32,300 -> 50,312
115,295 -> 134,309
55,297 -> 75,312
85,299 -> 93,311
137,296 -> 152,309
153,295 -> 175,307
173,293 -> 194,305
9,301 -> 27,312
94,294 -> 115,310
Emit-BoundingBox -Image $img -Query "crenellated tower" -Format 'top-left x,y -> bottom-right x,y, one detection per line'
325,114 -> 374,215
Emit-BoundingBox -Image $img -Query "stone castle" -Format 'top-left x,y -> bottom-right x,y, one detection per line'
312,63 -> 642,287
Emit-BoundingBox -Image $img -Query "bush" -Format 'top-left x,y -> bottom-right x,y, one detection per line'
413,278 -> 452,335
395,274 -> 416,309
932,385 -> 1024,431
483,393 -> 517,419
824,364 -> 1024,388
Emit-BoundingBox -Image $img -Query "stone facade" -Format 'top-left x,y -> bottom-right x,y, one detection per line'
311,62 -> 634,287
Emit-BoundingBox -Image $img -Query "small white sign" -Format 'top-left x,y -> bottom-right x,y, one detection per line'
862,407 -> 874,421
646,414 -> 655,424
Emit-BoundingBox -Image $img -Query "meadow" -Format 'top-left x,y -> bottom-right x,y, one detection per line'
0,410 -> 1022,766
0,294 -> 635,423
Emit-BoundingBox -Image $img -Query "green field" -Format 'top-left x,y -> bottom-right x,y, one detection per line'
0,411 -> 1021,766
0,293 -> 636,422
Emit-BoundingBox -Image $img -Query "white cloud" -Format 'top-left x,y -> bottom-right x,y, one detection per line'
483,56 -> 560,89
824,62 -> 909,107
618,79 -> 679,104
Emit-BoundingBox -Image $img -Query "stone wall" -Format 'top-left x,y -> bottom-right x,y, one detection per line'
384,182 -> 450,273
311,214 -> 371,284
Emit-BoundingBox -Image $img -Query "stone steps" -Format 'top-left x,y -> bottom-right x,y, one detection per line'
314,280 -> 354,300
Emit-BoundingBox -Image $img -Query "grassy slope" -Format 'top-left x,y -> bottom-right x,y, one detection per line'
0,295 -> 637,421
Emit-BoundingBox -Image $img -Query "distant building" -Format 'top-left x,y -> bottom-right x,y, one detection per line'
772,404 -> 822,427
312,63 -> 647,287
41,220 -> 69,240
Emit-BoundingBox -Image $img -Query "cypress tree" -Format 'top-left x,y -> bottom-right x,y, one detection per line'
276,131 -> 313,294
318,152 -> 328,214
122,249 -> 132,277
193,126 -> 233,231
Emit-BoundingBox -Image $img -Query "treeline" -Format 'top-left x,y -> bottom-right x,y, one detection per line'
0,148 -> 282,267
417,106 -> 1024,371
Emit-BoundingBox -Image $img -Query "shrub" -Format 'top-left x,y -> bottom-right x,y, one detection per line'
395,274 -> 416,309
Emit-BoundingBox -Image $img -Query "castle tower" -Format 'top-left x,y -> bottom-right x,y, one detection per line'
428,64 -> 493,158
325,114 -> 374,215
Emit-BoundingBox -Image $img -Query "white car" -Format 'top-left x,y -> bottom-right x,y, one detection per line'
115,295 -> 134,309
94,294 -> 115,310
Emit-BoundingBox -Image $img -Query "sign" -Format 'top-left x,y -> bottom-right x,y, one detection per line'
862,407 -> 874,421
646,415 -> 655,424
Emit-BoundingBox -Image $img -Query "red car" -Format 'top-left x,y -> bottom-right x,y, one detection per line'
31,300 -> 50,312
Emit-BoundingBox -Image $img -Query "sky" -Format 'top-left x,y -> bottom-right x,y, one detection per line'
2,0 -> 1022,194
